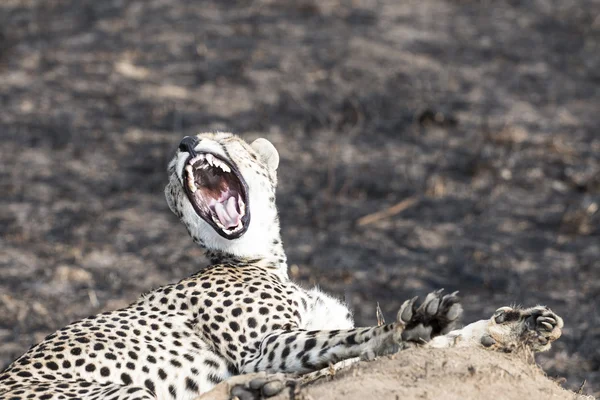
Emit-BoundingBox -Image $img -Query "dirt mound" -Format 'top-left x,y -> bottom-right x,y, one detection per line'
276,348 -> 590,400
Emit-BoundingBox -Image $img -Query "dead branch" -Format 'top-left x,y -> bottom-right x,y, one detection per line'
357,197 -> 418,227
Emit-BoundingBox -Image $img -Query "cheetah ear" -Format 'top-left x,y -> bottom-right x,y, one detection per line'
251,138 -> 279,171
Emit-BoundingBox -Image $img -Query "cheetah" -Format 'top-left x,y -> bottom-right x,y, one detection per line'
0,133 -> 563,400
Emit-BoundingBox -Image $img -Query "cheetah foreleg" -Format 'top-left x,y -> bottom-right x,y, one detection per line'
239,321 -> 405,375
239,290 -> 462,375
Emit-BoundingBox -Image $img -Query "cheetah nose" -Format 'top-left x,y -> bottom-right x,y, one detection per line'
179,136 -> 199,156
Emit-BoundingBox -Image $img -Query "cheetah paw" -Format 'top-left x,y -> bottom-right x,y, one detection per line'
195,372 -> 295,400
229,372 -> 296,400
482,306 -> 564,352
397,289 -> 463,344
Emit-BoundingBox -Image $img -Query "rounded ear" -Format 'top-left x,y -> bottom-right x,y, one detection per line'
251,138 -> 279,171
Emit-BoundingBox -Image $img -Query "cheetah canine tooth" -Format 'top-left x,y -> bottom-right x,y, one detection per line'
205,154 -> 214,166
238,195 -> 245,215
185,165 -> 197,193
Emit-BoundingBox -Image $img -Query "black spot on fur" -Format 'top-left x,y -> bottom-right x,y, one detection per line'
121,373 -> 132,385
185,377 -> 199,392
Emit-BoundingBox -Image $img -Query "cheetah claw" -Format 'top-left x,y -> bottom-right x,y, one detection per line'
397,289 -> 463,343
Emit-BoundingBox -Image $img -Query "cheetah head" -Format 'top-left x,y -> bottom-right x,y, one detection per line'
165,132 -> 280,256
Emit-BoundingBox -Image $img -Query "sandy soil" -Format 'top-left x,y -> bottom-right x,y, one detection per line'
200,347 -> 593,400
272,348 -> 592,400
0,0 -> 599,396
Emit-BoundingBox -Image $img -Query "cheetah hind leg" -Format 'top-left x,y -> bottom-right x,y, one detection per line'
428,305 -> 564,352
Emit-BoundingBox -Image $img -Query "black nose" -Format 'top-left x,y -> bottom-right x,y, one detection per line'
179,136 -> 198,156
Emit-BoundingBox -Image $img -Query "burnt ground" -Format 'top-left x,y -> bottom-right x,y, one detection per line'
0,0 -> 599,396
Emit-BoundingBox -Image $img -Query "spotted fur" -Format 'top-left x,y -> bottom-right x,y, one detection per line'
0,133 -> 363,400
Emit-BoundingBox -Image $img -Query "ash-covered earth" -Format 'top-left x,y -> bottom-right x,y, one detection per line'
0,0 -> 598,395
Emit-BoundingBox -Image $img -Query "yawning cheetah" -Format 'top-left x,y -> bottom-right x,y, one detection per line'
0,133 -> 563,400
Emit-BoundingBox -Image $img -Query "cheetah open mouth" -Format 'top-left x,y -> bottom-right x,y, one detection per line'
183,152 -> 250,239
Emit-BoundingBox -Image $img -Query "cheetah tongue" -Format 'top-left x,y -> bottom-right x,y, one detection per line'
214,196 -> 242,229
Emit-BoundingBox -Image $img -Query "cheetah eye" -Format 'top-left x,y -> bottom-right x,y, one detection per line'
182,152 -> 250,239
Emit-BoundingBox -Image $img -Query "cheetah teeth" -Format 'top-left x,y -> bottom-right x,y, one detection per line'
223,222 -> 244,234
238,194 -> 245,215
212,157 -> 230,172
227,224 -> 244,233
189,154 -> 231,173
185,165 -> 197,193
212,216 -> 244,233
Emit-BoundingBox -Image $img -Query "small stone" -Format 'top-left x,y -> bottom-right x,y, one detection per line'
54,265 -> 93,284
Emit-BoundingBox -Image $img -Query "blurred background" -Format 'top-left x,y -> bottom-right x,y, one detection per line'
0,0 -> 599,395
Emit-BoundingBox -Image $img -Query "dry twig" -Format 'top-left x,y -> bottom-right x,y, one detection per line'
376,302 -> 385,326
576,380 -> 587,395
357,197 -> 418,226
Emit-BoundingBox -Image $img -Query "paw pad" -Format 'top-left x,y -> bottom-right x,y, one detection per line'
231,373 -> 292,400
489,306 -> 564,352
